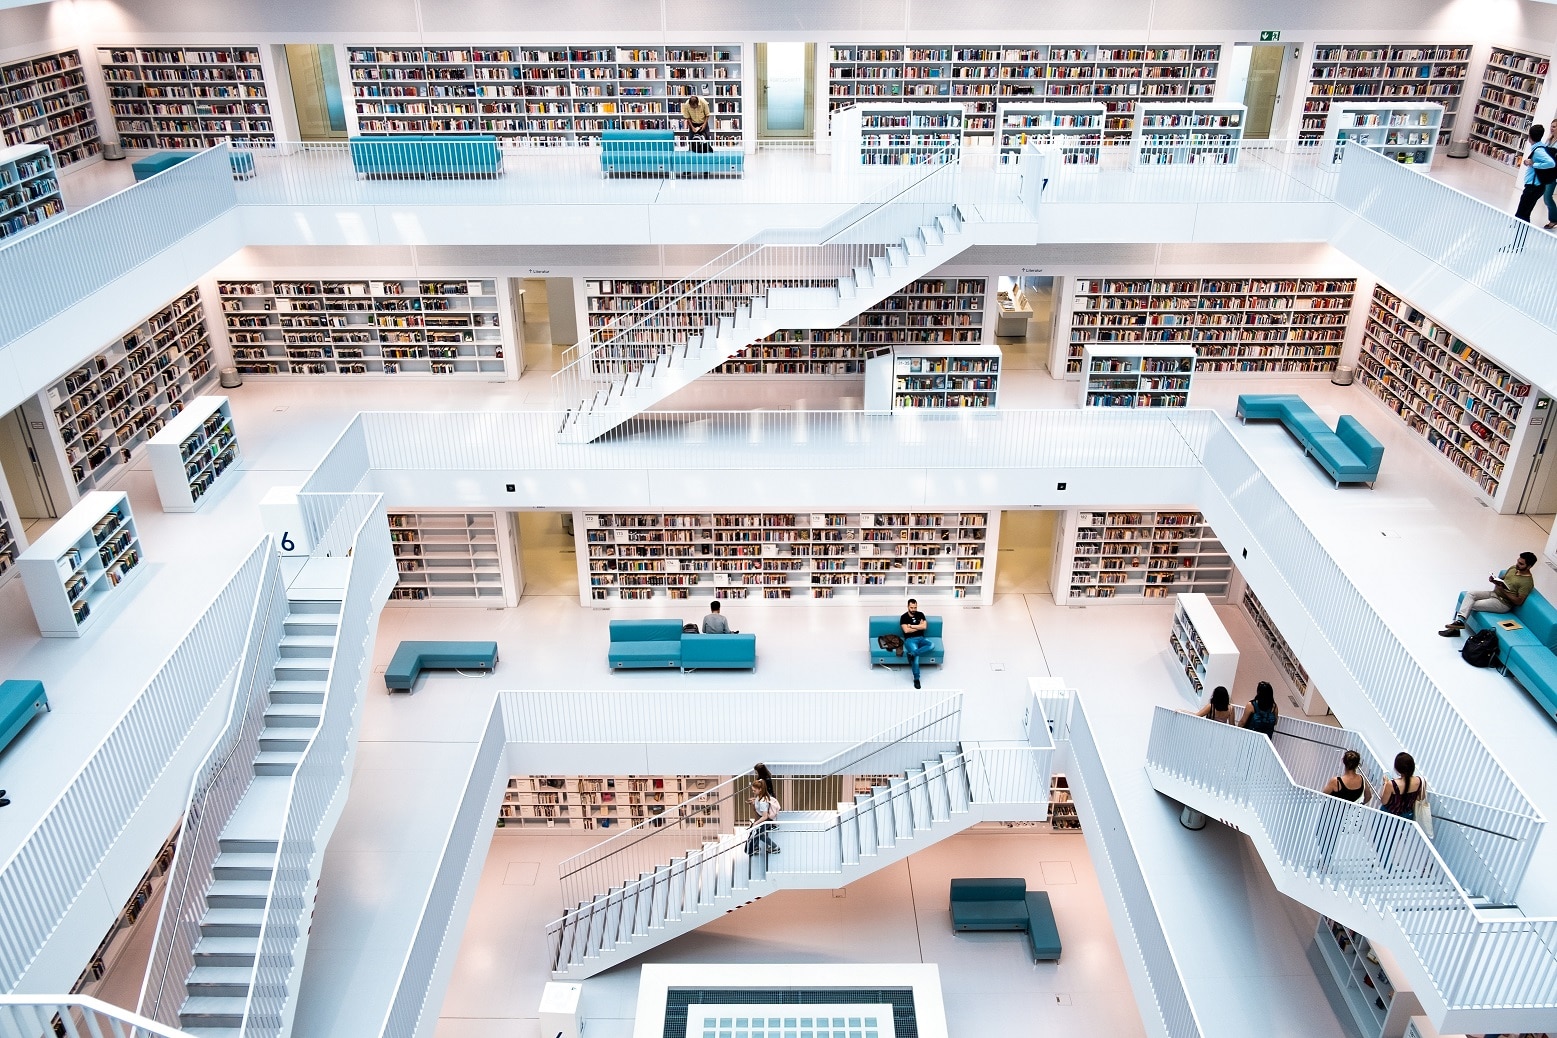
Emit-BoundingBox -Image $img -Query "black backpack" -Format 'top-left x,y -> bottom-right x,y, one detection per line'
1462,629 -> 1500,668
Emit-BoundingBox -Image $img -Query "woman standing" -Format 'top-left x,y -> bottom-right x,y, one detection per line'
1316,750 -> 1374,871
1375,751 -> 1429,868
1240,681 -> 1280,738
1190,686 -> 1235,724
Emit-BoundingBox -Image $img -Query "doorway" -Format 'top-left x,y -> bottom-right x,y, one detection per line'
0,400 -> 62,535
993,275 -> 1055,371
284,44 -> 348,141
756,43 -> 814,138
515,511 -> 579,599
1242,45 -> 1286,139
996,510 -> 1060,595
1518,396 -> 1557,515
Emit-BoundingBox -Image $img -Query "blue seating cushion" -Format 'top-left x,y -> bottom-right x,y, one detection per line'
349,136 -> 502,176
1514,590 -> 1557,647
1465,609 -> 1542,656
1503,644 -> 1557,722
0,679 -> 48,754
610,619 -> 687,642
869,615 -> 944,665
385,641 -> 498,690
608,642 -> 681,668
1336,416 -> 1385,468
950,877 -> 1027,901
680,632 -> 757,669
1025,891 -> 1062,960
1237,394 -> 1381,484
1235,394 -> 1302,421
951,900 -> 1029,929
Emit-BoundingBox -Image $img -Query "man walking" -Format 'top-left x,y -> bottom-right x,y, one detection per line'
1503,125 -> 1556,251
901,597 -> 932,689
1440,551 -> 1537,636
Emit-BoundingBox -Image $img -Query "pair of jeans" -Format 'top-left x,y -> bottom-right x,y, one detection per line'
1544,181 -> 1557,224
904,635 -> 933,680
1455,589 -> 1511,622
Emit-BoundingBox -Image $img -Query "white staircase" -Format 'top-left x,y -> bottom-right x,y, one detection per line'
178,595 -> 343,1038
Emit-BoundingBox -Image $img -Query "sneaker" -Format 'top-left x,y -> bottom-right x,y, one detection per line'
0,799 -> 9,808
1438,626 -> 1463,638
914,678 -> 921,689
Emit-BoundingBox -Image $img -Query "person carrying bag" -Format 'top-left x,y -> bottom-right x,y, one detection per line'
745,776 -> 781,856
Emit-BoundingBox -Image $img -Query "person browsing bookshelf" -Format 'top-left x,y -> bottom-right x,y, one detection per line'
702,599 -> 736,634
1439,551 -> 1537,637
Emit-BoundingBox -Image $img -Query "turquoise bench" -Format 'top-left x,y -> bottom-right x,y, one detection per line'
1236,394 -> 1384,487
0,680 -> 49,756
949,878 -> 1061,962
869,615 -> 944,668
600,129 -> 744,179
680,632 -> 757,671
384,640 -> 498,692
1466,589 -> 1557,722
131,149 -> 256,181
609,619 -> 684,669
349,136 -> 503,180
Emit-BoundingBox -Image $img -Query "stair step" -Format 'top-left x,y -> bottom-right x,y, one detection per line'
283,617 -> 338,634
272,661 -> 329,682
286,595 -> 343,611
205,879 -> 272,909
886,245 -> 908,267
267,681 -> 326,703
253,750 -> 302,776
259,727 -> 312,752
217,836 -> 278,855
186,966 -> 254,998
213,851 -> 275,881
199,908 -> 265,938
277,635 -> 335,658
180,995 -> 248,1028
262,702 -> 321,727
192,936 -> 259,968
183,1028 -> 241,1038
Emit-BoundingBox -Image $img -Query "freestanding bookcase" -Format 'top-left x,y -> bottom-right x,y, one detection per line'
19,491 -> 143,637
147,396 -> 240,512
830,102 -> 965,169
1131,102 -> 1245,167
1169,592 -> 1237,702
1051,509 -> 1232,604
1318,101 -> 1443,169
1079,344 -> 1195,408
994,102 -> 1105,166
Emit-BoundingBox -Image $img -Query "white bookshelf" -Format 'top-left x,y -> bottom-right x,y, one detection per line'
1132,102 -> 1244,167
1169,592 -> 1237,702
1470,46 -> 1551,169
1301,44 -> 1469,145
46,287 -> 216,498
1079,344 -> 1194,408
1052,509 -> 1232,604
0,49 -> 100,167
499,774 -> 724,830
0,142 -> 63,240
892,346 -> 1001,409
1319,102 -> 1443,169
1356,283 -> 1534,507
146,396 -> 239,512
348,45 -> 743,146
97,45 -> 274,149
1240,582 -> 1328,716
218,277 -> 516,378
1061,276 -> 1357,377
830,102 -> 964,169
1048,775 -> 1079,831
1315,918 -> 1424,1038
18,491 -> 143,637
0,492 -> 23,590
995,102 -> 1104,165
579,510 -> 996,606
387,511 -> 518,606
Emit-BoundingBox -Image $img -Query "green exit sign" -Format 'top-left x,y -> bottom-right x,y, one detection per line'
1259,30 -> 1282,42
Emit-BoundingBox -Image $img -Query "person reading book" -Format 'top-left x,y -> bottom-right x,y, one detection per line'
1440,551 -> 1537,637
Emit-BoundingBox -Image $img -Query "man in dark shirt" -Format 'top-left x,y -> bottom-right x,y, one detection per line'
900,597 -> 931,689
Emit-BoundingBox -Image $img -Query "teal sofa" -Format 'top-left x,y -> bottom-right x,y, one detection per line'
1465,589 -> 1557,722
949,878 -> 1062,962
349,136 -> 503,179
1236,394 -> 1384,487
384,640 -> 498,692
608,619 -> 758,671
600,129 -> 744,179
131,149 -> 256,181
680,632 -> 757,671
870,615 -> 944,668
0,679 -> 49,756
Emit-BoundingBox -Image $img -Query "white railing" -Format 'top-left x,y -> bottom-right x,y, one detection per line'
241,495 -> 393,1038
0,541 -> 271,992
1044,137 -> 1336,205
378,702 -> 505,1038
1146,707 -> 1557,1013
1336,142 -> 1557,329
0,995 -> 196,1038
1068,700 -> 1206,1038
298,418 -> 371,498
0,144 -> 235,347
139,547 -> 286,1027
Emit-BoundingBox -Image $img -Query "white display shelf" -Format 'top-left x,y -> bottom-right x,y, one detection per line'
147,395 -> 239,512
1048,774 -> 1079,831
1240,582 -> 1328,716
1061,276 -> 1357,376
1319,102 -> 1443,169
46,287 -> 216,498
1079,344 -> 1194,408
348,45 -> 743,147
387,511 -> 517,606
498,774 -> 723,831
19,491 -> 143,637
1301,44 -> 1469,145
0,49 -> 100,167
830,102 -> 964,168
0,141 -> 63,240
1469,46 -> 1551,169
892,345 -> 1001,410
1053,508 -> 1232,604
579,510 -> 996,606
1315,918 -> 1424,1038
218,277 -> 515,378
1131,102 -> 1244,167
1357,283 -> 1534,507
826,44 -> 1219,141
1169,592 -> 1237,702
994,102 -> 1104,165
97,45 -> 274,149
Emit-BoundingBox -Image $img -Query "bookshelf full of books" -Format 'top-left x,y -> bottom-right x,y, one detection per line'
146,395 -> 240,512
1131,102 -> 1245,166
348,45 -> 743,146
0,49 -> 100,167
387,511 -> 515,605
217,278 -> 513,378
18,491 -> 143,637
1078,344 -> 1194,408
826,44 -> 1220,141
891,346 -> 1001,409
830,102 -> 964,167
1469,46 -> 1551,169
1240,582 -> 1328,716
995,102 -> 1105,165
499,774 -> 723,830
1299,44 -> 1469,145
579,510 -> 996,606
1317,101 -> 1443,169
45,287 -> 216,498
1060,276 -> 1358,377
97,46 -> 274,149
1052,509 -> 1232,604
1356,283 -> 1534,508
1049,775 -> 1079,831
0,142 -> 64,240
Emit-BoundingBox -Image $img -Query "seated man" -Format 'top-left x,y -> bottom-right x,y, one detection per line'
702,599 -> 737,634
901,597 -> 931,690
1440,550 -> 1537,637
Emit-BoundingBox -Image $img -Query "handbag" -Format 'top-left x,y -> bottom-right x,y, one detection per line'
1414,792 -> 1434,839
877,634 -> 904,656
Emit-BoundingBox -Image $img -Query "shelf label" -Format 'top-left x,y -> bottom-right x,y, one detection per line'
1259,30 -> 1281,41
